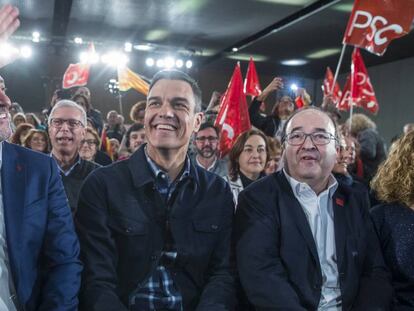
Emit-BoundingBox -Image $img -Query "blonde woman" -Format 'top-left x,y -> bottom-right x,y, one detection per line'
370,131 -> 414,309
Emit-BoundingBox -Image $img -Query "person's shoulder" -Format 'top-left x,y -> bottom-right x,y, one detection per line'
244,172 -> 281,194
8,143 -> 51,163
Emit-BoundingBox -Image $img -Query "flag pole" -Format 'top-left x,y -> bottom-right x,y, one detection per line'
118,93 -> 123,116
330,44 -> 347,94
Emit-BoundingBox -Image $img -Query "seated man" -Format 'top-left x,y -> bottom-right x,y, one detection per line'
76,69 -> 235,310
235,107 -> 392,310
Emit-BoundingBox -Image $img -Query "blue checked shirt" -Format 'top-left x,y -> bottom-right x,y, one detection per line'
129,147 -> 190,311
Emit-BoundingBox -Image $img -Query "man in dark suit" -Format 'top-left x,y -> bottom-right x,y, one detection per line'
0,90 -> 82,310
235,107 -> 392,310
76,69 -> 235,310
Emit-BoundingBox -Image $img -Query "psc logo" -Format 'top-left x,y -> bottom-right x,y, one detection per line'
347,10 -> 403,46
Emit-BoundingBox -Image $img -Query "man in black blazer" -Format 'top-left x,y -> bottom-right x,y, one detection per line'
235,107 -> 392,310
76,70 -> 235,310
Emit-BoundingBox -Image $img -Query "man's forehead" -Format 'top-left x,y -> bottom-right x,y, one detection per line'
288,110 -> 335,132
150,79 -> 193,96
197,127 -> 216,136
53,106 -> 82,118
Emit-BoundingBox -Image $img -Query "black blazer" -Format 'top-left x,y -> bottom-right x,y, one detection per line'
248,98 -> 281,137
234,171 -> 392,311
76,145 -> 235,310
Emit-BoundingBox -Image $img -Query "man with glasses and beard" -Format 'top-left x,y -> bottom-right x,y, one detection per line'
193,122 -> 228,178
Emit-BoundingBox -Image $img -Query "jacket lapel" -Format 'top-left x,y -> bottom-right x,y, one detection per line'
277,172 -> 320,265
332,188 -> 347,274
1,142 -> 25,288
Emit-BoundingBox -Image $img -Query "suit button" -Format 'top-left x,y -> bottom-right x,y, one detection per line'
211,224 -> 218,230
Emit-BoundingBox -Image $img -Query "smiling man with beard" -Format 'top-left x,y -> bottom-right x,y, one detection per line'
192,122 -> 228,178
235,107 -> 392,310
76,70 -> 235,311
48,100 -> 99,214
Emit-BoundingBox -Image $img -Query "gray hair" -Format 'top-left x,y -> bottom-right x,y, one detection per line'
49,100 -> 87,126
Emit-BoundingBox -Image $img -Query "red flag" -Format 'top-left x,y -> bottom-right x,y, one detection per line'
343,0 -> 414,55
62,63 -> 90,89
337,49 -> 379,114
351,48 -> 379,114
244,57 -> 262,97
215,63 -> 251,157
322,67 -> 342,104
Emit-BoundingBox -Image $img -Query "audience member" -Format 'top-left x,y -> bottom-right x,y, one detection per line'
109,138 -> 120,161
129,100 -> 146,124
192,122 -> 228,178
264,136 -> 282,175
0,88 -> 81,310
10,122 -> 34,145
23,128 -> 50,153
12,112 -> 26,127
118,123 -> 146,160
346,113 -> 386,184
403,122 -> 414,135
370,131 -> 414,309
249,77 -> 295,139
72,92 -> 104,134
235,107 -> 392,310
227,129 -> 268,204
76,69 -> 236,310
48,100 -> 99,213
25,112 -> 45,130
79,127 -> 111,166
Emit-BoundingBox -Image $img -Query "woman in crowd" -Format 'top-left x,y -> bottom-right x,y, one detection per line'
129,100 -> 146,124
10,123 -> 34,145
25,112 -> 46,130
227,129 -> 268,204
109,138 -> 120,161
79,127 -> 111,166
264,137 -> 282,175
12,112 -> 26,127
370,131 -> 414,310
23,129 -> 50,153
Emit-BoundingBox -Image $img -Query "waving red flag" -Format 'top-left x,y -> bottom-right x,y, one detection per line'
337,75 -> 352,111
323,67 -> 342,104
343,0 -> 414,55
215,63 -> 251,157
62,63 -> 90,89
244,57 -> 262,97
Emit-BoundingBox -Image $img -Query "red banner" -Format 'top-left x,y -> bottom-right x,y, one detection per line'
62,63 -> 90,89
337,75 -> 352,111
343,0 -> 414,55
244,57 -> 262,97
322,67 -> 342,104
215,63 -> 251,157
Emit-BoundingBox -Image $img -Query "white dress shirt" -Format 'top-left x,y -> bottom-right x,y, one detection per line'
0,142 -> 17,310
284,169 -> 342,311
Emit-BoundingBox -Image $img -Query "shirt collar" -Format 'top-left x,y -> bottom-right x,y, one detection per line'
144,146 -> 190,185
50,153 -> 82,176
283,168 -> 338,198
195,155 -> 217,171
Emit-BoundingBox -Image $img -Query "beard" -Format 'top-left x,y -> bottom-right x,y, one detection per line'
0,112 -> 12,142
197,146 -> 216,158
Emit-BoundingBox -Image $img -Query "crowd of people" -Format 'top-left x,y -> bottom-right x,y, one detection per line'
1,3 -> 414,311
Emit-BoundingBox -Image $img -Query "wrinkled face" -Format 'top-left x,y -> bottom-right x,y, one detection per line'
0,91 -> 12,142
48,106 -> 85,157
284,110 -> 338,184
194,127 -> 219,159
129,129 -> 146,153
145,79 -> 202,152
79,132 -> 98,161
107,111 -> 118,126
265,152 -> 282,175
30,133 -> 47,152
238,135 -> 267,178
277,96 -> 295,119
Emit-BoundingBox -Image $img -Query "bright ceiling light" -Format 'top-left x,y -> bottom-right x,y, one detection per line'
156,59 -> 165,68
185,60 -> 193,69
290,83 -> 298,91
20,46 -> 32,58
135,44 -> 153,51
280,59 -> 308,66
79,51 -> 100,64
74,37 -> 83,44
32,31 -> 40,43
101,51 -> 129,67
164,57 -> 175,68
227,53 -> 268,62
80,52 -> 88,63
146,57 -> 155,67
307,48 -> 341,59
175,59 -> 183,68
232,47 -> 238,52
124,42 -> 132,52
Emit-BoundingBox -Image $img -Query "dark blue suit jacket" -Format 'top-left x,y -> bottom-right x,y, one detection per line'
235,171 -> 393,311
1,142 -> 82,310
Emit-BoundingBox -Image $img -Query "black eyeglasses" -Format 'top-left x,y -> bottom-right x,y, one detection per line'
80,139 -> 98,146
195,136 -> 218,143
50,118 -> 84,129
284,131 -> 337,146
